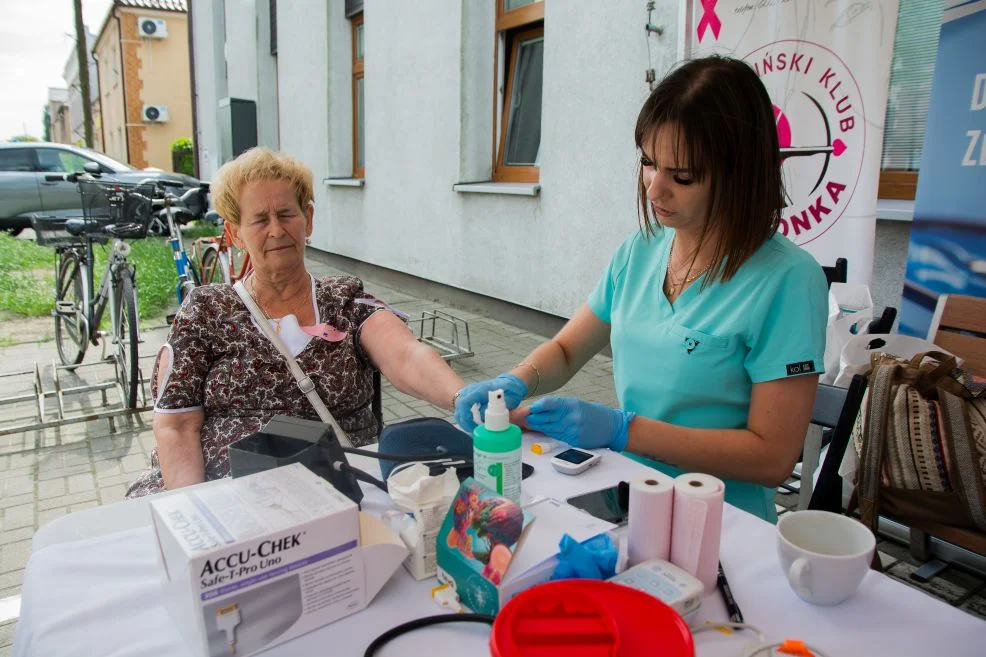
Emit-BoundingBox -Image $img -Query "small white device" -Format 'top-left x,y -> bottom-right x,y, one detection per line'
608,559 -> 704,619
550,447 -> 602,475
216,602 -> 241,654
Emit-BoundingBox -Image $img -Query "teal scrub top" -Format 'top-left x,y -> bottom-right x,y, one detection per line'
588,229 -> 828,522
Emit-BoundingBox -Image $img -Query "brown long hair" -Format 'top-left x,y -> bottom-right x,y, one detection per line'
635,56 -> 784,285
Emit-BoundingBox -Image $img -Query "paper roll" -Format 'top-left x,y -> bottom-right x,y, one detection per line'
627,472 -> 675,566
669,473 -> 725,594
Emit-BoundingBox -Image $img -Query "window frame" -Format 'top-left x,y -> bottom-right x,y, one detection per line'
0,148 -> 36,173
269,0 -> 277,55
351,12 -> 365,179
492,0 -> 544,183
876,0 -> 943,201
877,170 -> 918,200
35,148 -> 69,173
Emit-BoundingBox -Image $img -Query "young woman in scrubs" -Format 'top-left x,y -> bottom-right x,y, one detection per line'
454,56 -> 828,522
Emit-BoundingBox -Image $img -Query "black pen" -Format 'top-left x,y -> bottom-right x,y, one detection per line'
717,562 -> 744,624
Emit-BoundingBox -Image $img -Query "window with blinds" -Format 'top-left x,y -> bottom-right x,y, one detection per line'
879,0 -> 944,199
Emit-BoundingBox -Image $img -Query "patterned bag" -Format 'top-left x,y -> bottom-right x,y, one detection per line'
851,351 -> 986,533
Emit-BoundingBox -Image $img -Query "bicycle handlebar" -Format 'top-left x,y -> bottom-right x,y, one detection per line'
142,178 -> 185,189
45,172 -> 95,184
147,181 -> 210,220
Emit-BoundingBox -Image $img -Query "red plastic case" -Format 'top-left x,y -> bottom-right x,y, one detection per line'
490,580 -> 694,657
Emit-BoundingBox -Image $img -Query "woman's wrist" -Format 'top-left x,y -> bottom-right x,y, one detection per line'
450,387 -> 464,412
513,362 -> 541,397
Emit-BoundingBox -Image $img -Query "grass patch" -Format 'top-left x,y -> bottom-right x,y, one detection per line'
0,233 -> 56,316
180,220 -> 222,240
128,239 -> 180,319
0,232 -> 180,321
0,232 -> 55,270
0,270 -> 56,316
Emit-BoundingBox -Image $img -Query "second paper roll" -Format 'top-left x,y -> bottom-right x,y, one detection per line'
669,473 -> 725,593
627,472 -> 675,565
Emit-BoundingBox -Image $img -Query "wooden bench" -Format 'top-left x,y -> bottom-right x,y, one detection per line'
908,294 -> 986,578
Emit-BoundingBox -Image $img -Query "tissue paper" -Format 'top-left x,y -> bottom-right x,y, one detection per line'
387,463 -> 460,512
386,463 -> 460,579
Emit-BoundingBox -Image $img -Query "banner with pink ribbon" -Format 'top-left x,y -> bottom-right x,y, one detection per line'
685,0 -> 900,284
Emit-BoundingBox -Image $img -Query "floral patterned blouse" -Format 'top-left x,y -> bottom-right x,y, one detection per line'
126,275 -> 391,498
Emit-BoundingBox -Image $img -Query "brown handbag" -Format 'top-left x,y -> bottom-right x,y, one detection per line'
851,351 -> 986,537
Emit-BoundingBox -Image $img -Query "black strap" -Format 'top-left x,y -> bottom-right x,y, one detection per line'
363,614 -> 495,657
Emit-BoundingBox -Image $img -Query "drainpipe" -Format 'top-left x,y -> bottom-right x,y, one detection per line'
188,0 -> 200,179
93,50 -> 106,152
116,11 -> 130,164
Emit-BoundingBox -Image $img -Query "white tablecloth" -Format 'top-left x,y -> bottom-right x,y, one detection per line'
14,437 -> 986,656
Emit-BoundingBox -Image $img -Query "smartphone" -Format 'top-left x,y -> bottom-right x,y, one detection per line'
566,480 -> 630,525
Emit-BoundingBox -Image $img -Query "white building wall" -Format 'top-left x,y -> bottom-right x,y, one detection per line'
62,29 -> 99,146
223,0 -> 258,100
270,0 -> 679,318
191,0 -> 912,324
255,0 -> 279,150
190,0 -> 226,181
275,0 -> 330,190
193,0 -> 279,179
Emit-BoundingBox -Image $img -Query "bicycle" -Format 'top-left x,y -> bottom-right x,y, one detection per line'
31,171 -> 156,409
192,211 -> 252,286
147,179 -> 210,304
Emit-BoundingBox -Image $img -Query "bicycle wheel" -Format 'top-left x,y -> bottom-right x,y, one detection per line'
199,246 -> 227,285
54,251 -> 89,367
115,273 -> 140,408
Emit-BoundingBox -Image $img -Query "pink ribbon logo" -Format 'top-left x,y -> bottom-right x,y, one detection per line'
697,0 -> 721,43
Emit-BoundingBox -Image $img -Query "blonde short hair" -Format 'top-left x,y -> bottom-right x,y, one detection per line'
211,147 -> 314,226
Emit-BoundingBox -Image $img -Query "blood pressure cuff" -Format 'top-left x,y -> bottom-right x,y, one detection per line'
377,418 -> 474,482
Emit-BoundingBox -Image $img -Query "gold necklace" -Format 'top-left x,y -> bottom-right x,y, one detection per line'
666,239 -> 711,297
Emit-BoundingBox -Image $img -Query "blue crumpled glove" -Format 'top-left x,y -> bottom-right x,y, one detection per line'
525,397 -> 636,452
550,533 -> 619,581
454,373 -> 528,433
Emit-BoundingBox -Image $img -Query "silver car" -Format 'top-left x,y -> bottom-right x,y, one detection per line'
0,142 -> 201,234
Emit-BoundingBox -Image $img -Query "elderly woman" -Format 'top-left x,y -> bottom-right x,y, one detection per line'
127,148 -> 466,497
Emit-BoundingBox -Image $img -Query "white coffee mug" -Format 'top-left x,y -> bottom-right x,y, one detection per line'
776,510 -> 876,606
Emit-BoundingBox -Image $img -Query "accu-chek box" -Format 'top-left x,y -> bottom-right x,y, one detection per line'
150,463 -> 406,657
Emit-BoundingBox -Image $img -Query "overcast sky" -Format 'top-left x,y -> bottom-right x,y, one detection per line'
0,0 -> 113,140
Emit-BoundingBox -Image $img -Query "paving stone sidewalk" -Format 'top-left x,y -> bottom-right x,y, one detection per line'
0,258 -> 983,654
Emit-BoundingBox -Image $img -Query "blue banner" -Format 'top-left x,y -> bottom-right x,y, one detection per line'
899,1 -> 986,337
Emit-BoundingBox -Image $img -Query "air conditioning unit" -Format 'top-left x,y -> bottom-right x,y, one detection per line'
138,17 -> 168,38
143,104 -> 169,123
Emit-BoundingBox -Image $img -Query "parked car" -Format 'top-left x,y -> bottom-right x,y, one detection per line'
0,142 -> 202,234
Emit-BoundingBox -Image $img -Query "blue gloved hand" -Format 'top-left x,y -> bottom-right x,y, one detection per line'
525,397 -> 636,452
454,373 -> 528,433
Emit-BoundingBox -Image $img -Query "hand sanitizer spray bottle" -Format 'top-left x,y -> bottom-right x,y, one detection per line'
472,389 -> 523,503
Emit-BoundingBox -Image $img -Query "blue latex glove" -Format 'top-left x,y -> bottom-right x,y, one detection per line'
525,397 -> 636,452
454,373 -> 528,433
551,534 -> 619,581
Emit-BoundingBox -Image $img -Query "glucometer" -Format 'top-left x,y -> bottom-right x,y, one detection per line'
550,447 -> 602,475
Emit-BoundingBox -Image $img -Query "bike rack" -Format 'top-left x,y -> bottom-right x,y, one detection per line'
0,348 -> 154,437
406,309 -> 474,362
